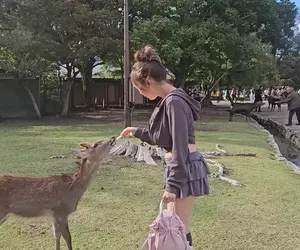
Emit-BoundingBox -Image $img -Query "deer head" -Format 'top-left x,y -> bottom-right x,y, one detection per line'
79,137 -> 116,166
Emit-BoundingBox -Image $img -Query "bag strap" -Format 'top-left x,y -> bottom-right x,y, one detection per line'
159,200 -> 176,216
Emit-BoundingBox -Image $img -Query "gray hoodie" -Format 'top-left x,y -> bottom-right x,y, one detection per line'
134,88 -> 201,195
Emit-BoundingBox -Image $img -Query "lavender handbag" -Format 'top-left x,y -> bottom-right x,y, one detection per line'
141,200 -> 194,250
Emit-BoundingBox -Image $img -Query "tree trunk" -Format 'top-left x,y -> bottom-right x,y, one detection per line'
201,92 -> 213,107
82,59 -> 95,107
199,83 -> 212,107
20,80 -> 41,119
60,78 -> 73,116
174,77 -> 186,89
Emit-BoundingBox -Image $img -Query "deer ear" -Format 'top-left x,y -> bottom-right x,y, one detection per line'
93,140 -> 104,148
80,142 -> 90,149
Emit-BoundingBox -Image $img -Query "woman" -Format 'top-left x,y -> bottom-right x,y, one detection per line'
119,45 -> 210,246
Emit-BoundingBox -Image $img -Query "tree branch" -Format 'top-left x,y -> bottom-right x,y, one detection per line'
92,62 -> 103,68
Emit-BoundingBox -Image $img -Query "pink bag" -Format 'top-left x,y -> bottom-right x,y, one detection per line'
141,201 -> 194,250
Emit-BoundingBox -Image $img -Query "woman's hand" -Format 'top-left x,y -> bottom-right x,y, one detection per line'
162,190 -> 176,203
119,127 -> 137,138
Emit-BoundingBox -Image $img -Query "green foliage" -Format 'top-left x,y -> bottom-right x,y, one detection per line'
277,33 -> 300,89
0,26 -> 54,79
0,0 -> 298,95
15,0 -> 117,67
131,0 -> 286,89
0,0 -> 122,114
279,54 -> 300,88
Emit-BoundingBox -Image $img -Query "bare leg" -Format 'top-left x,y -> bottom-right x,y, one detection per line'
167,196 -> 196,234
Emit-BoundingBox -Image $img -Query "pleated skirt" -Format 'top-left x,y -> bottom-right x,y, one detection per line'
163,151 -> 210,198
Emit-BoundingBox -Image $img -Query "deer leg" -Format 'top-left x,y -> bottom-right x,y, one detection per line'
53,219 -> 62,250
0,207 -> 8,225
229,111 -> 234,121
62,222 -> 72,250
57,216 -> 73,250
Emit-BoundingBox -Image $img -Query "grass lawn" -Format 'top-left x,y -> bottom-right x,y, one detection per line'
1,109 -> 300,250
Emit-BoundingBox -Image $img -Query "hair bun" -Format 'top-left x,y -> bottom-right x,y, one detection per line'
134,45 -> 162,63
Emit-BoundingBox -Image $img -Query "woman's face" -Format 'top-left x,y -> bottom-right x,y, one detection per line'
132,78 -> 158,100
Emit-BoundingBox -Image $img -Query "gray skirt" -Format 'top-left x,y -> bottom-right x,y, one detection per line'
163,151 -> 210,198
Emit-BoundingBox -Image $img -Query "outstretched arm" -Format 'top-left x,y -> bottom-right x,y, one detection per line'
133,128 -> 154,145
277,95 -> 292,104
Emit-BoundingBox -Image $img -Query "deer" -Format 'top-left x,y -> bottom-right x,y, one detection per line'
0,137 -> 116,250
268,96 -> 281,112
229,101 -> 265,121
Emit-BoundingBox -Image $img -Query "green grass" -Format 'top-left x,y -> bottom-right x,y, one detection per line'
1,113 -> 300,250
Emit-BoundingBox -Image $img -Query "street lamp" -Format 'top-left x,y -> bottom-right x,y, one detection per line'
123,0 -> 131,127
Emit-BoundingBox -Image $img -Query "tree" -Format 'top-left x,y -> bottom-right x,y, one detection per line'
131,0 -> 279,94
219,0 -> 298,56
131,1 -> 210,88
277,32 -> 300,89
0,27 -> 54,119
3,0 -> 119,115
131,0 -> 281,89
260,0 -> 297,56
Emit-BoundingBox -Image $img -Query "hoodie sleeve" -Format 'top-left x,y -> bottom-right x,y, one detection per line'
133,128 -> 153,145
165,97 -> 189,195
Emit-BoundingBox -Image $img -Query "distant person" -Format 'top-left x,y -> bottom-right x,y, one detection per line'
271,88 -> 277,97
276,87 -> 300,126
263,89 -> 269,100
254,88 -> 263,112
280,87 -> 286,95
216,89 -> 222,103
249,88 -> 255,103
231,88 -> 237,102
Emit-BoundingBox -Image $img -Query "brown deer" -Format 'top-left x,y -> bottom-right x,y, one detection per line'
0,137 -> 116,250
229,101 -> 265,121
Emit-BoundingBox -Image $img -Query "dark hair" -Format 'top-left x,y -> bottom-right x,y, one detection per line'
131,45 -> 167,87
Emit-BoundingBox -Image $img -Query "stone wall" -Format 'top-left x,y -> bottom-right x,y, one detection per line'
251,114 -> 300,149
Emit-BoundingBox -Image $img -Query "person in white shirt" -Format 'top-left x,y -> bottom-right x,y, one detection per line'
263,89 -> 269,100
249,88 -> 255,103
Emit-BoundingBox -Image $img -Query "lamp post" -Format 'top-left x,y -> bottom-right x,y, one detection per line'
123,0 -> 131,127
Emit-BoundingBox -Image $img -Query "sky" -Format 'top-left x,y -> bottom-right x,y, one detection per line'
294,0 -> 300,7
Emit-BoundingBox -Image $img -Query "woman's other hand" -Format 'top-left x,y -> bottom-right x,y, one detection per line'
119,127 -> 137,138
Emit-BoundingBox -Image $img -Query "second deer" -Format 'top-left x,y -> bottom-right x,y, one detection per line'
0,137 -> 116,250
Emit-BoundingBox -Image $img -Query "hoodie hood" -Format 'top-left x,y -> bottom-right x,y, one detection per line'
166,88 -> 201,121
